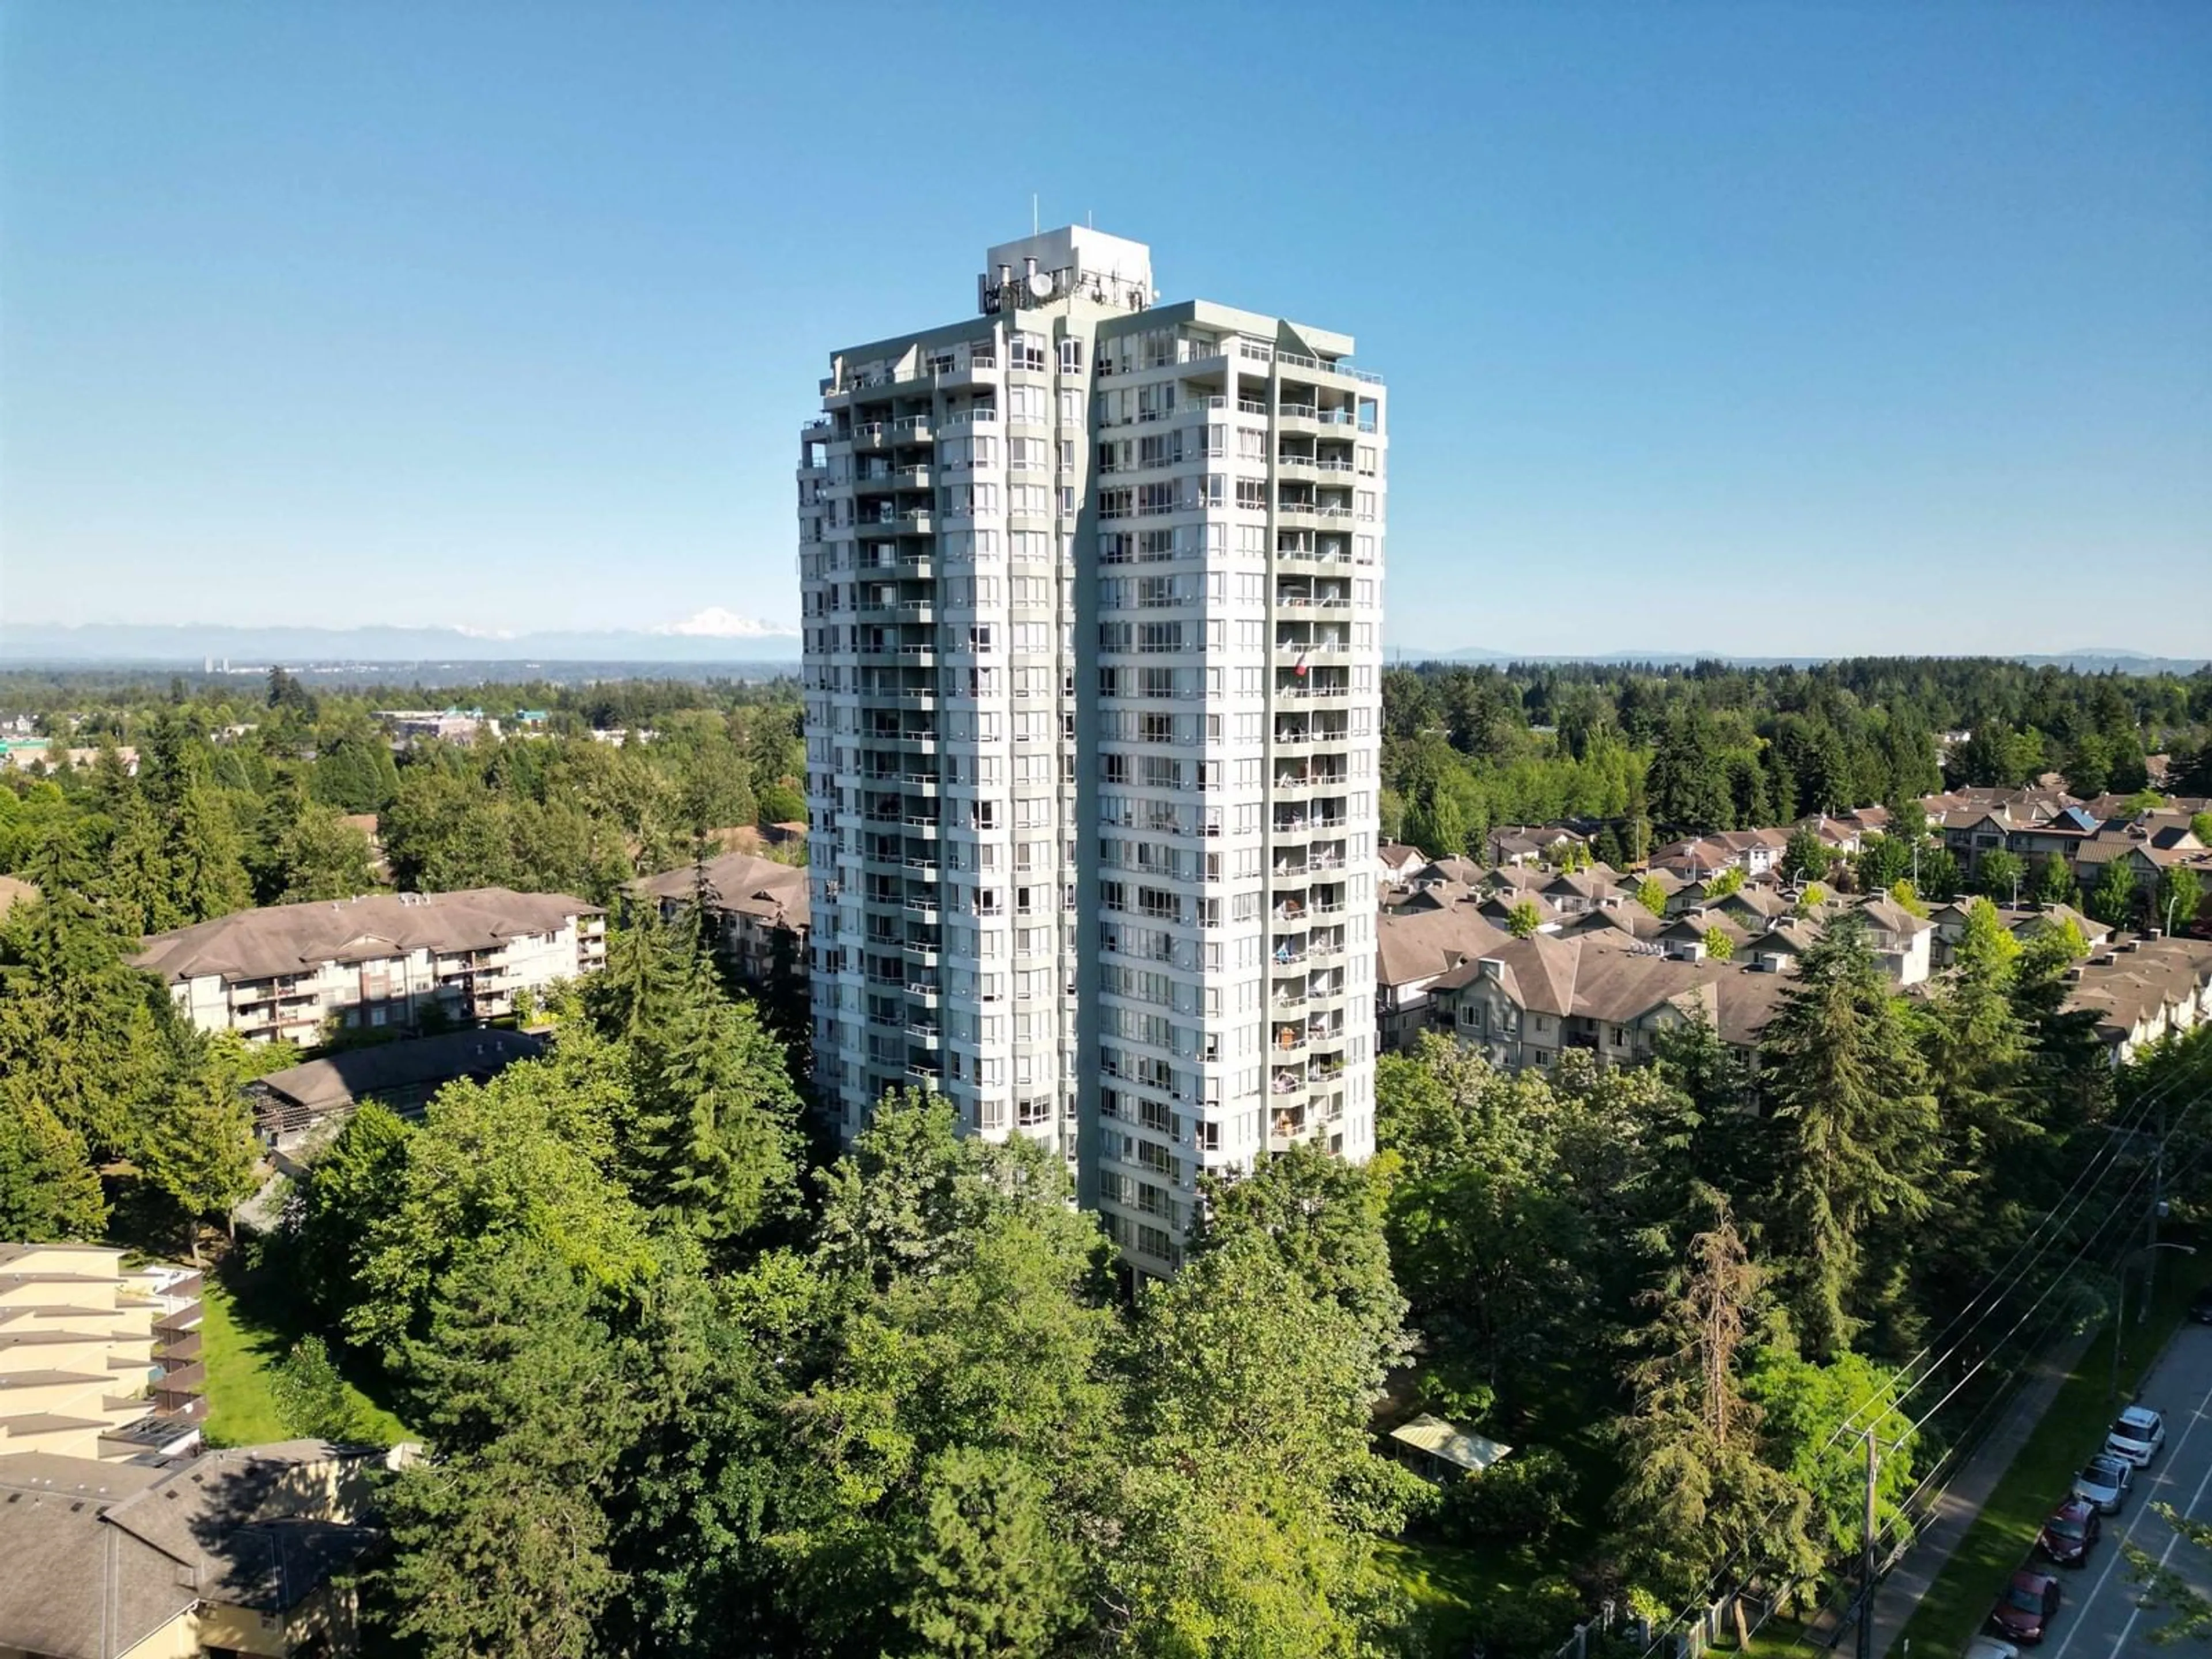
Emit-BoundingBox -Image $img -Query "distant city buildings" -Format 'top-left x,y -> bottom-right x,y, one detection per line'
800,226 -> 1385,1276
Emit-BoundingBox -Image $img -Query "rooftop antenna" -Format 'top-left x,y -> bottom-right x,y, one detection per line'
1032,192 -> 1039,235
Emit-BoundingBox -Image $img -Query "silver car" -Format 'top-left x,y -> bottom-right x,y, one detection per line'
2072,1452 -> 2134,1514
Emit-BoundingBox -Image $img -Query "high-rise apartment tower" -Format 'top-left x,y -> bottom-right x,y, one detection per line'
798,228 -> 1384,1278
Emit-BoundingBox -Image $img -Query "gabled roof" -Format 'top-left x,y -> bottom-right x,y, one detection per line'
0,1441 -> 381,1659
1375,904 -> 1512,989
1857,895 -> 1933,935
1564,905 -> 1664,942
627,851 -> 810,931
136,888 -> 601,986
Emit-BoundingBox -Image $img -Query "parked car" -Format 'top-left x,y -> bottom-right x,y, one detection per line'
1991,1570 -> 2063,1643
2072,1453 -> 2134,1514
1965,1639 -> 2022,1659
2106,1404 -> 2166,1467
2190,1286 -> 2212,1325
2037,1497 -> 2102,1566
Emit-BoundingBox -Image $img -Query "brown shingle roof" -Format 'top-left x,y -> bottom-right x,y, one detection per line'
628,851 -> 809,931
135,887 -> 601,986
1376,903 -> 1512,988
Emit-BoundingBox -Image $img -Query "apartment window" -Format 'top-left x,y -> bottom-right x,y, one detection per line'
1009,333 -> 1047,372
1058,338 -> 1084,374
1236,479 -> 1267,509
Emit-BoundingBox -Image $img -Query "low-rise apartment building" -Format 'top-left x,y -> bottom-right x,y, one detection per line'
0,1244 -> 204,1461
626,851 -> 810,988
137,888 -> 605,1043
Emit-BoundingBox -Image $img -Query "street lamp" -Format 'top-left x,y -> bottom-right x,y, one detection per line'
2112,1242 -> 2198,1402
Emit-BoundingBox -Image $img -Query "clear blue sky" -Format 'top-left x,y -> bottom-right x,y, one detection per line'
4,1 -> 2207,656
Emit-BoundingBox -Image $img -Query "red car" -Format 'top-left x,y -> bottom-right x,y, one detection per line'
1992,1569 -> 2063,1643
2037,1498 -> 2101,1566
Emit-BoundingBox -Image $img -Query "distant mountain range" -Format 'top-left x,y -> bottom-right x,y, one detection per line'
0,618 -> 802,666
1,621 -> 2200,677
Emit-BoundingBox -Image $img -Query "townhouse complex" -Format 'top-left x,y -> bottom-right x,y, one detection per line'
136,887 -> 606,1043
800,228 -> 1384,1275
1376,779 -> 2212,1071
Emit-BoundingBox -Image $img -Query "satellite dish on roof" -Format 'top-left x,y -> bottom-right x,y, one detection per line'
1028,268 -> 1054,301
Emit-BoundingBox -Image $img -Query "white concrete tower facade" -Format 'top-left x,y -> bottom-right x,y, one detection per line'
799,229 -> 1384,1279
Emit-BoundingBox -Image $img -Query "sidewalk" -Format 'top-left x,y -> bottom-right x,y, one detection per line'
1869,1324 -> 2099,1658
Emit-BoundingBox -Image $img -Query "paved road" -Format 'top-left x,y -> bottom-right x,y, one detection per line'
2037,1323 -> 2212,1658
1873,1328 -> 2097,1658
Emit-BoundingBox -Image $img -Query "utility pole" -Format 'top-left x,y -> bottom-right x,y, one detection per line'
1858,1427 -> 1880,1659
2144,1104 -> 2166,1324
2112,1256 -> 2130,1402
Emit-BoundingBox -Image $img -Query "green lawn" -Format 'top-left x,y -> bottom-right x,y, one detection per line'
199,1276 -> 414,1449
1378,1407 -> 1618,1652
1896,1248 -> 2210,1656
1378,1535 -> 1544,1650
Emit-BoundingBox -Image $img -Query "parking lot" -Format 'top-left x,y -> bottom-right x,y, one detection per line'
2043,1323 -> 2212,1656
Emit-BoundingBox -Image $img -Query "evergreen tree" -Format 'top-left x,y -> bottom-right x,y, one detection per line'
171,784 -> 253,922
1612,1205 -> 1819,1603
374,1236 -> 638,1659
136,1062 -> 261,1262
627,951 -> 805,1260
1760,915 -> 1940,1358
1647,711 -> 1732,833
0,1092 -> 107,1240
103,794 -> 183,934
894,1446 -> 1080,1659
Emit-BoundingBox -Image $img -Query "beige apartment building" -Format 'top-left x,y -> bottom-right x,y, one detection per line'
136,888 -> 606,1043
0,1244 -> 204,1462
